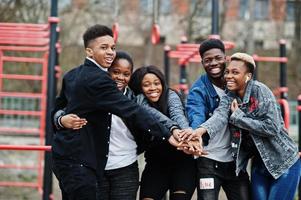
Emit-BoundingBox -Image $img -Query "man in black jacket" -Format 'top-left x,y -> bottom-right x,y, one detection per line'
52,24 -> 182,200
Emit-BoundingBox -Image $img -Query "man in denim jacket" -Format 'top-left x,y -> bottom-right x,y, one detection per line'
186,39 -> 250,200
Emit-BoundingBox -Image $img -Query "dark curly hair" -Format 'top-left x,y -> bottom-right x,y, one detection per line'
199,38 -> 225,58
83,24 -> 113,48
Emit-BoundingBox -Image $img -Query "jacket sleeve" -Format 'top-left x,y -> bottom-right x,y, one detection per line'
200,96 -> 231,139
229,88 -> 282,137
86,73 -> 171,139
53,109 -> 66,130
168,90 -> 189,129
135,94 -> 179,131
186,87 -> 210,129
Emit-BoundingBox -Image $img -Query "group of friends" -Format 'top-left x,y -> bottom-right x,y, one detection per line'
51,24 -> 301,200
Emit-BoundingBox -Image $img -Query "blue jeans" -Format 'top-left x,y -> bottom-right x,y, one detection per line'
251,158 -> 301,200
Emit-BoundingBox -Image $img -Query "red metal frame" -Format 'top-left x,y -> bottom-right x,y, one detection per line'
0,22 -> 50,193
253,54 -> 288,63
0,145 -> 51,190
169,41 -> 235,65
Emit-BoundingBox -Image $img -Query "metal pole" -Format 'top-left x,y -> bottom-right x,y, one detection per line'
297,94 -> 301,199
43,0 -> 58,199
253,61 -> 258,80
279,39 -> 287,99
211,0 -> 219,35
179,37 -> 188,98
164,45 -> 170,85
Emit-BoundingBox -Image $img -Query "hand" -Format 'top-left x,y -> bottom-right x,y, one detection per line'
231,99 -> 239,113
178,138 -> 208,156
187,127 -> 207,141
168,135 -> 181,147
171,128 -> 183,142
61,114 -> 87,129
177,128 -> 194,141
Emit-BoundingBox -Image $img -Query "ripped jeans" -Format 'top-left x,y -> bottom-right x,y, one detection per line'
196,157 -> 250,200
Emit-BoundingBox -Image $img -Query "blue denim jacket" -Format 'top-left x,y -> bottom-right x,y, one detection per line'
201,80 -> 299,179
186,74 -> 220,129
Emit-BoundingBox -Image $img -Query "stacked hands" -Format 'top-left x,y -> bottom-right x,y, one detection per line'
60,114 -> 208,157
169,99 -> 239,156
169,128 -> 208,157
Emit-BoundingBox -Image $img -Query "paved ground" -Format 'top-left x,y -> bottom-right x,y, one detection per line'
0,125 -> 299,200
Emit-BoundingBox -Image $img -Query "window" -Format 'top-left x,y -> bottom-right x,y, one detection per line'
140,0 -> 152,15
239,0 -> 248,19
286,1 -> 295,21
240,0 -> 269,20
254,0 -> 268,20
159,0 -> 171,15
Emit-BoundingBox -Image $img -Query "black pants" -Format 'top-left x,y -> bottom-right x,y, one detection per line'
196,157 -> 250,200
140,159 -> 196,200
99,161 -> 139,200
52,159 -> 99,200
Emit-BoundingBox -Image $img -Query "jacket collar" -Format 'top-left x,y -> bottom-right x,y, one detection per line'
202,74 -> 219,98
84,57 -> 108,72
241,80 -> 254,104
228,79 -> 254,104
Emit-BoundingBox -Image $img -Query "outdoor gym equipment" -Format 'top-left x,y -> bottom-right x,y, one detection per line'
0,0 -> 59,199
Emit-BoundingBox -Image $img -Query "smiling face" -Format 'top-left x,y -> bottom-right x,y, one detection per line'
141,73 -> 163,103
85,35 -> 116,68
202,48 -> 226,79
224,60 -> 252,98
109,58 -> 132,91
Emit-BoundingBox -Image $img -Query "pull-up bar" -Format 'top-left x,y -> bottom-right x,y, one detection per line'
0,145 -> 51,151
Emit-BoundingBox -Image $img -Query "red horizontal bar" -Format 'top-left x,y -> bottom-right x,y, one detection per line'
0,74 -> 43,81
0,46 -> 49,52
0,24 -> 48,32
0,145 -> 51,151
0,92 -> 43,98
0,26 -> 48,31
2,56 -> 45,63
0,31 -> 49,38
48,17 -> 60,23
0,127 -> 40,134
0,164 -> 38,170
0,38 -> 49,46
253,55 -> 288,63
0,181 -> 39,188
0,22 -> 48,28
176,43 -> 199,49
176,41 -> 235,51
278,87 -> 288,92
223,41 -> 236,49
176,47 -> 198,52
0,110 -> 42,116
169,51 -> 197,58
